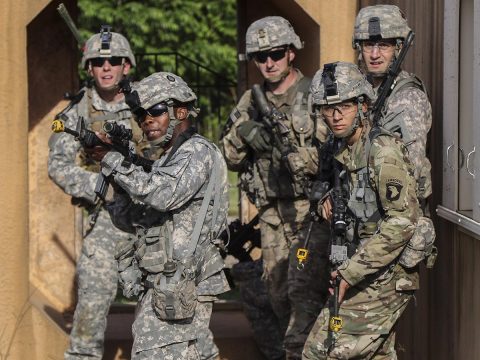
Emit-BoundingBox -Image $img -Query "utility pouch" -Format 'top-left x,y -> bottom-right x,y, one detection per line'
399,216 -> 437,269
152,260 -> 198,321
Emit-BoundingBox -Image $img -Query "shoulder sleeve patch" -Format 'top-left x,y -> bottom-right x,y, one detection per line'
378,163 -> 408,209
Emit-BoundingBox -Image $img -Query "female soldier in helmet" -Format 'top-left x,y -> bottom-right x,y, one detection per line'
303,62 -> 420,359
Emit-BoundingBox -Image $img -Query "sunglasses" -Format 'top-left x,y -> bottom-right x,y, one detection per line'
136,103 -> 169,122
253,47 -> 288,63
90,56 -> 124,67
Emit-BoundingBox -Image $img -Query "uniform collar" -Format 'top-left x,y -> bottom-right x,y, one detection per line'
90,86 -> 130,112
264,69 -> 304,107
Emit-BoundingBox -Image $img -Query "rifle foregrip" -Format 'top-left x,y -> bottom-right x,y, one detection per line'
94,173 -> 109,201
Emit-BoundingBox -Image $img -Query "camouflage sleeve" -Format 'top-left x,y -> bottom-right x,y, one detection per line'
338,137 -> 420,286
385,87 -> 432,188
47,106 -> 98,204
101,139 -> 214,212
219,90 -> 254,171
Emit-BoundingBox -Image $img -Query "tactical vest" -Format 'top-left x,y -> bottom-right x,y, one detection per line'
77,87 -> 145,172
131,137 -> 226,285
344,128 -> 390,247
252,76 -> 313,206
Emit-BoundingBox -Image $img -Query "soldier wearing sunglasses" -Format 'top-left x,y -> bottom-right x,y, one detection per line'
94,72 -> 230,360
220,16 -> 330,360
48,26 -> 145,360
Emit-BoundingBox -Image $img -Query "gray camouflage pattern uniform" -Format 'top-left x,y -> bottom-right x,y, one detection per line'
221,16 -> 330,359
103,72 -> 230,359
354,4 -> 433,202
378,70 -> 432,201
48,87 -> 136,360
303,62 -> 420,359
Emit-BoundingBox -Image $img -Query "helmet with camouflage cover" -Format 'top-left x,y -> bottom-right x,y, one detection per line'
352,5 -> 411,47
245,16 -> 303,59
81,26 -> 136,68
133,72 -> 197,110
124,72 -> 198,148
310,62 -> 374,107
310,62 -> 374,139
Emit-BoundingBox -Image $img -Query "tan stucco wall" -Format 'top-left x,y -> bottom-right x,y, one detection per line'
0,0 -> 70,358
296,0 -> 358,66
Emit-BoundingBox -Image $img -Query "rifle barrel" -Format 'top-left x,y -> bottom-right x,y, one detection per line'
57,3 -> 84,46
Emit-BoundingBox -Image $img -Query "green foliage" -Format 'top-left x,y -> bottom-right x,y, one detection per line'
78,0 -> 238,142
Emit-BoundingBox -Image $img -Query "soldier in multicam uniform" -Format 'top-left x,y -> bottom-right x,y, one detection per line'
303,62 -> 421,359
47,27 -> 142,359
220,16 -> 330,360
96,72 -> 230,359
353,4 -> 433,209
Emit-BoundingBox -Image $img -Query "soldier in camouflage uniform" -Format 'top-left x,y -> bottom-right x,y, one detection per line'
97,72 -> 230,359
220,16 -> 330,360
353,4 -> 433,208
303,62 -> 421,359
48,27 -> 142,359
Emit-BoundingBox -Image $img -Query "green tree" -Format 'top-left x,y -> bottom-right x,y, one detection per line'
78,0 -> 238,142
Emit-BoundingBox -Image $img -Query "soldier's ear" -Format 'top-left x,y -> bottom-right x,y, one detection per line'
87,63 -> 93,77
174,107 -> 189,120
288,48 -> 296,63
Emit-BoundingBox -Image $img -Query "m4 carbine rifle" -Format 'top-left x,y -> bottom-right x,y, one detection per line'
251,84 -> 294,159
51,118 -> 154,200
328,160 -> 349,335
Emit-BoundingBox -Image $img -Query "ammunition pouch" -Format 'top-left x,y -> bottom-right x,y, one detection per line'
135,226 -> 168,274
399,216 -> 437,269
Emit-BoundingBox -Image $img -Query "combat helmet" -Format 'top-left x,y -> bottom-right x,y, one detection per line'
245,16 -> 303,59
310,62 -> 374,138
81,25 -> 136,68
352,5 -> 411,48
123,72 -> 198,147
310,62 -> 374,107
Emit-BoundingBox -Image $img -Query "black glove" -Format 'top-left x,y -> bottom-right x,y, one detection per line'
237,120 -> 272,153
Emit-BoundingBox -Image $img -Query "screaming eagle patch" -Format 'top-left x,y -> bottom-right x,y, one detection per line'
378,162 -> 408,209
386,179 -> 403,201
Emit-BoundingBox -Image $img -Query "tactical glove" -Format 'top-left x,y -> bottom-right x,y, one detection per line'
237,120 -> 272,153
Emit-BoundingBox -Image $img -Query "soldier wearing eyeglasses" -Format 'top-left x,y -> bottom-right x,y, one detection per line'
353,5 -> 433,210
47,26 -> 144,359
302,60 -> 421,360
220,16 -> 330,360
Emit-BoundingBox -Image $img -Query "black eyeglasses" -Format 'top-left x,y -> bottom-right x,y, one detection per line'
136,103 -> 169,122
90,56 -> 124,67
322,102 -> 357,118
253,47 -> 288,63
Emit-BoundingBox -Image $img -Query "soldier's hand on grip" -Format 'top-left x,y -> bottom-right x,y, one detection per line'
237,120 -> 272,153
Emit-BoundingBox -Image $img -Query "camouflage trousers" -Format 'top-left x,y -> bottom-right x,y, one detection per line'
302,265 -> 413,360
260,204 -> 330,359
132,290 -> 217,359
65,209 -> 129,360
